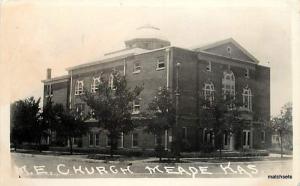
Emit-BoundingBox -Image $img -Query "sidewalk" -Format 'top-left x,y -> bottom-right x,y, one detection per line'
269,153 -> 293,158
11,150 -> 292,164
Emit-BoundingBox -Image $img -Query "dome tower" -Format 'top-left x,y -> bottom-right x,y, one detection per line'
124,25 -> 171,50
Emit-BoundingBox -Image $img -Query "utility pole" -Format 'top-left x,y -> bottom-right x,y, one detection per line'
175,62 -> 181,161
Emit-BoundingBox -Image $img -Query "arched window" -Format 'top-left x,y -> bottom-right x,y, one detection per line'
91,76 -> 101,93
242,86 -> 252,111
203,82 -> 215,105
75,80 -> 84,95
222,71 -> 235,100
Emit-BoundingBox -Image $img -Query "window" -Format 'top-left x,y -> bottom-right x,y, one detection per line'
227,46 -> 231,55
106,135 -> 111,147
133,61 -> 141,74
75,80 -> 84,95
89,133 -> 94,146
222,71 -> 235,100
109,73 -> 116,90
156,58 -> 165,70
45,84 -> 53,97
242,86 -> 252,111
88,109 -> 96,119
242,130 -> 251,147
143,43 -> 149,48
91,77 -> 101,93
132,99 -> 141,114
224,131 -> 229,146
119,132 -> 124,148
154,134 -> 162,146
206,61 -> 211,72
245,68 -> 250,78
261,131 -> 265,143
95,133 -> 100,146
203,82 -> 215,106
182,127 -> 187,139
203,128 -> 213,144
132,133 -> 138,147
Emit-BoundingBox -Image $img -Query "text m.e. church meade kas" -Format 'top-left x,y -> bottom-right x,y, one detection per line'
42,25 -> 270,152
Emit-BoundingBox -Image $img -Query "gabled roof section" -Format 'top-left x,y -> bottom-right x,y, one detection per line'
193,38 -> 259,64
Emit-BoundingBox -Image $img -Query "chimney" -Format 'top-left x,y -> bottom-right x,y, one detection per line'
47,68 -> 52,80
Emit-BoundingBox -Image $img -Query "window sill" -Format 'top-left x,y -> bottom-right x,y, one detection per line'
156,67 -> 165,71
132,111 -> 141,115
75,93 -> 85,96
133,70 -> 141,74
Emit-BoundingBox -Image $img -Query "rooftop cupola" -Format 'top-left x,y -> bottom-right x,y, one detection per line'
124,25 -> 171,50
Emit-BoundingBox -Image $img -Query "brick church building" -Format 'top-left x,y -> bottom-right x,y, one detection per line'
42,25 -> 271,152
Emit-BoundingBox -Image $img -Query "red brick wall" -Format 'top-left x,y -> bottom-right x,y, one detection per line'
43,81 -> 69,108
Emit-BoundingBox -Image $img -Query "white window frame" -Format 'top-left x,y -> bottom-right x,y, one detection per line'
132,133 -> 139,147
222,71 -> 235,100
91,76 -> 101,93
133,61 -> 141,74
242,86 -> 252,111
132,99 -> 141,114
203,128 -> 213,144
156,58 -> 165,70
242,130 -> 251,148
203,82 -> 215,105
206,61 -> 212,72
75,80 -> 84,95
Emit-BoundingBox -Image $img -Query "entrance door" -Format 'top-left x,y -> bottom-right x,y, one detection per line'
242,130 -> 251,149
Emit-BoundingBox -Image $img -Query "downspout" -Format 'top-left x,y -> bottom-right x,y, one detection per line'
166,47 -> 170,88
69,70 -> 73,109
123,57 -> 126,76
165,47 -> 171,150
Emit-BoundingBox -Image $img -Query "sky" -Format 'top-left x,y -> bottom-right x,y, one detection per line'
0,0 -> 294,116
